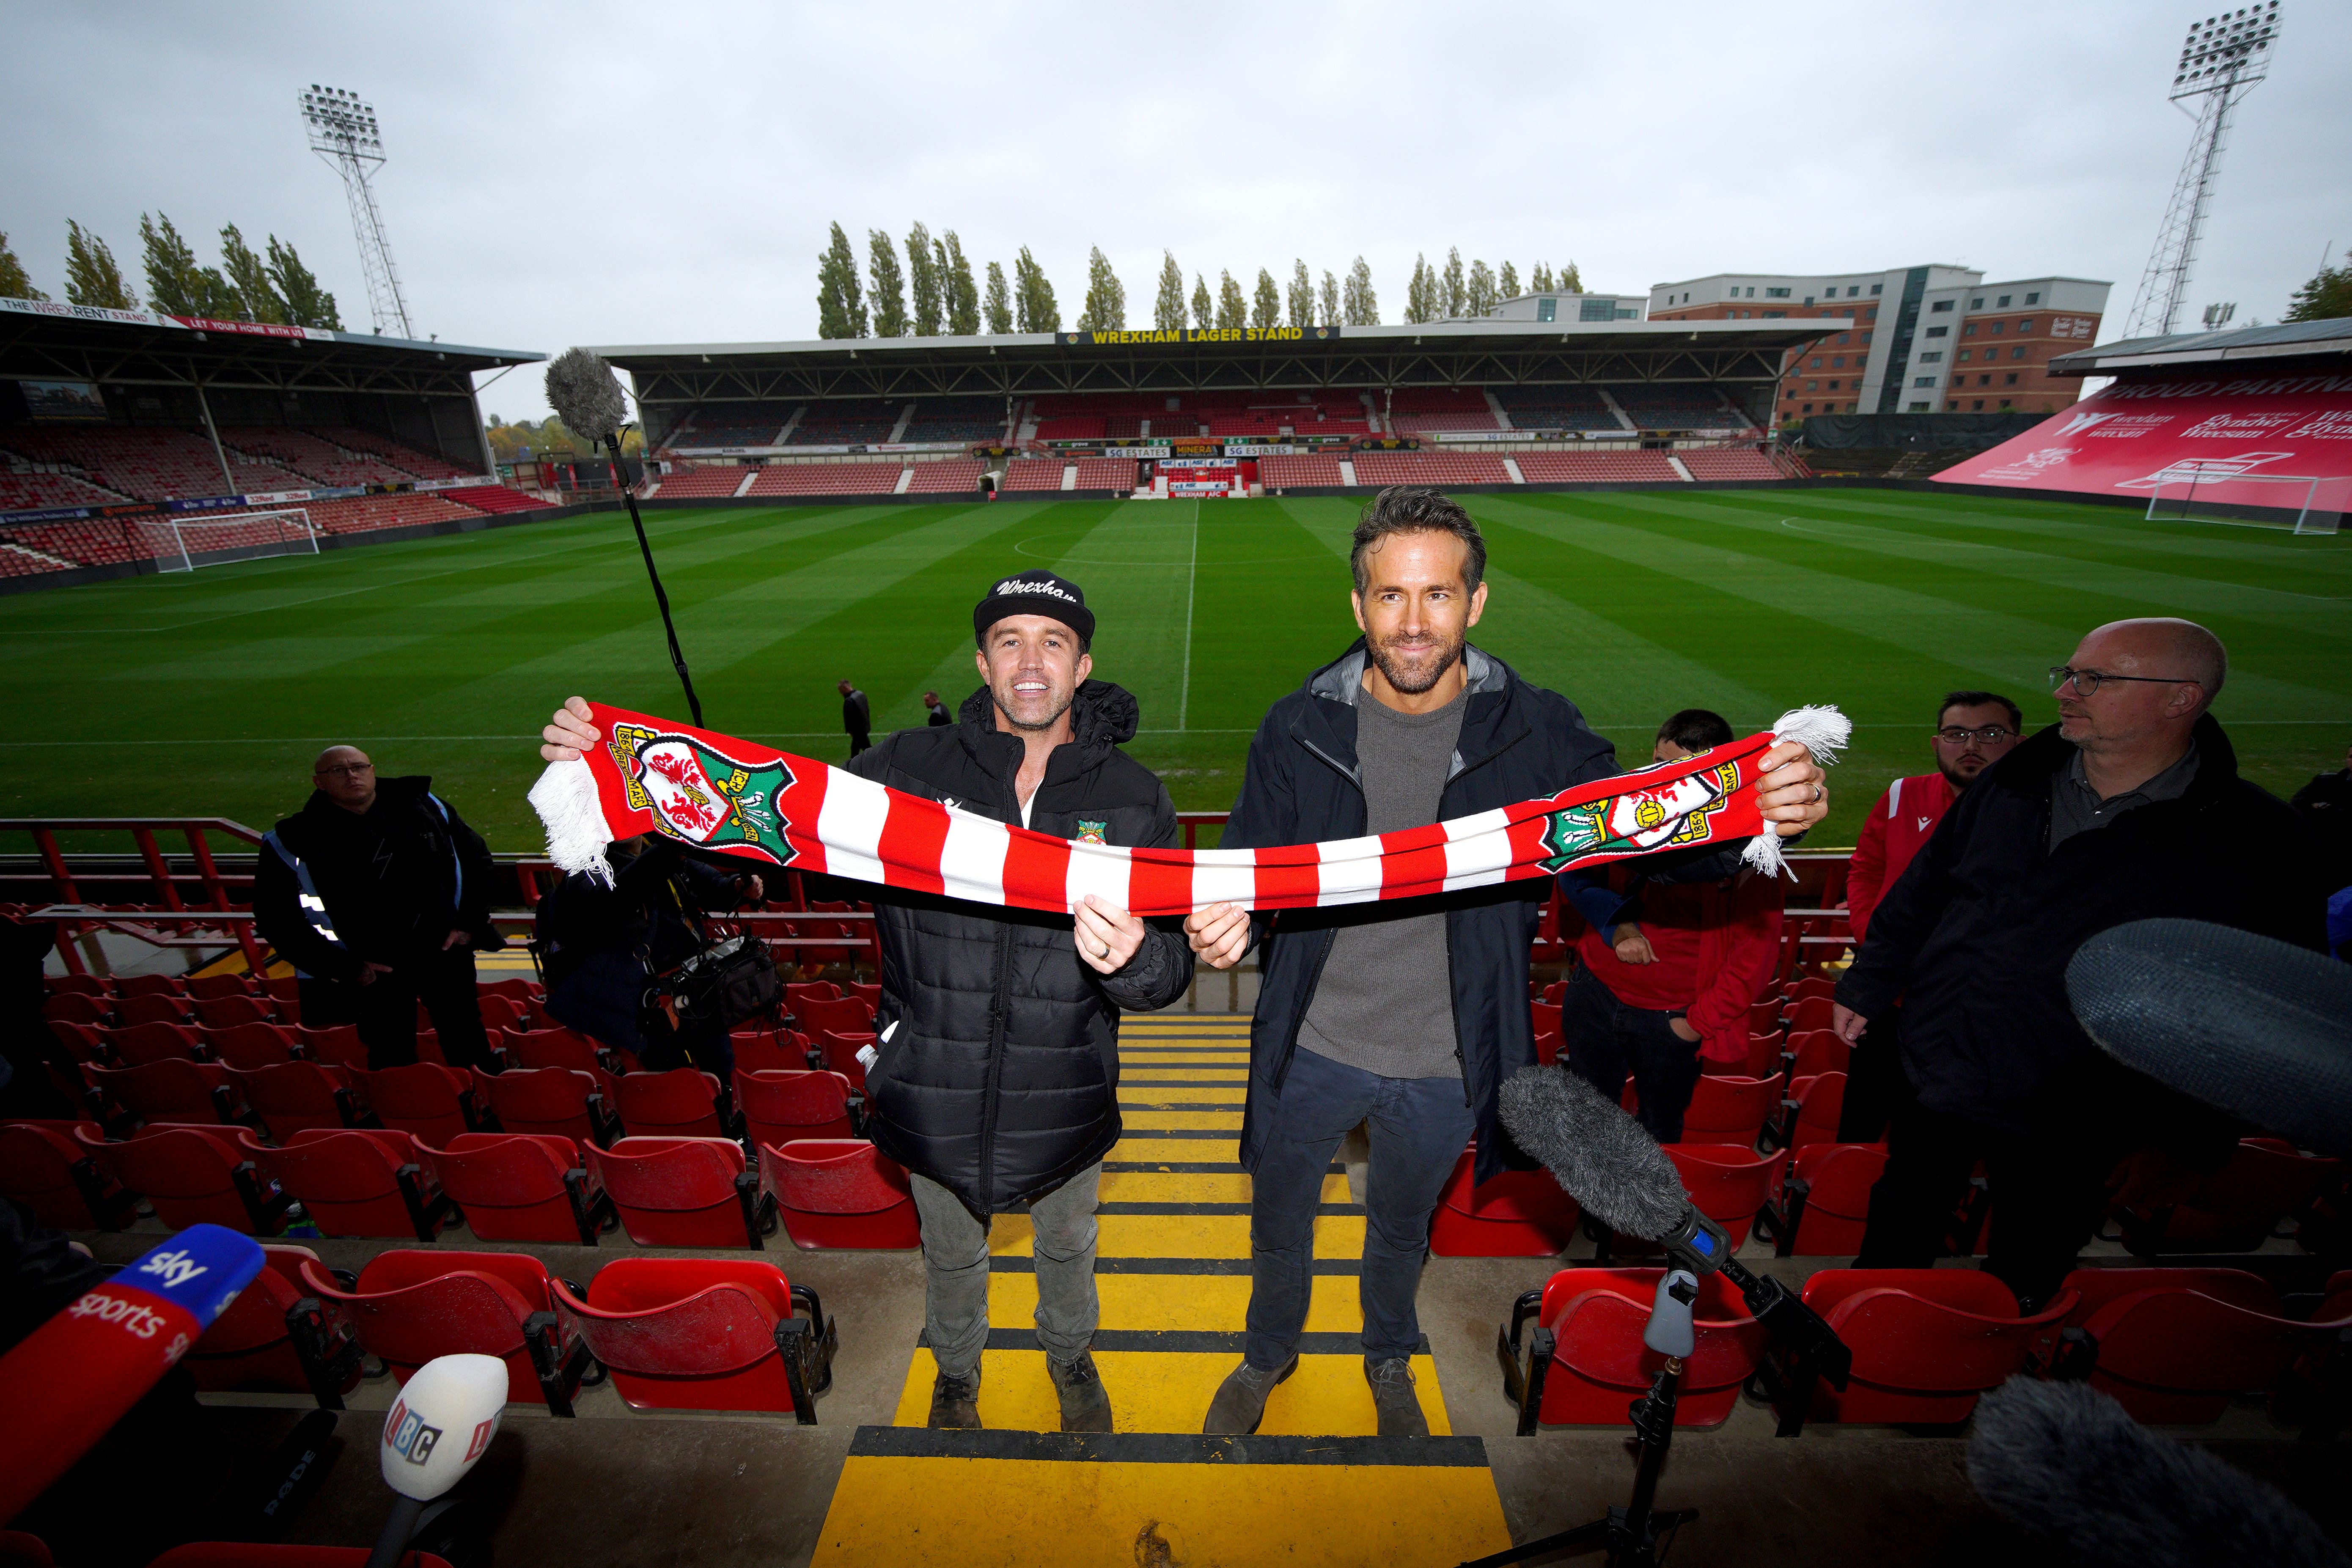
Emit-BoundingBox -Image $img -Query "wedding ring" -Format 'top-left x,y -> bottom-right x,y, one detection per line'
1813,784 -> 1824,803
1096,943 -> 1111,959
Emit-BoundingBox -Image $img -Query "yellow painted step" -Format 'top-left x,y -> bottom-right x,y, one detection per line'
1096,1170 -> 1346,1205
1118,1085 -> 1247,1105
990,1271 -> 1366,1333
1123,1051 -> 1249,1065
887,1347 -> 1449,1435
1108,1137 -> 1242,1164
988,1211 -> 1360,1260
1119,1110 -> 1243,1131
1116,1067 -> 1247,1082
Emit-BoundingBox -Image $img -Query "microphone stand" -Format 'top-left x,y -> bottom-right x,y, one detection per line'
604,427 -> 704,728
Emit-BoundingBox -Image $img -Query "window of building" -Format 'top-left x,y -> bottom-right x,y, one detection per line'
1913,376 -> 1937,388
1847,286 -> 1861,297
1835,333 -> 1850,345
1970,297 -> 1985,309
1803,296 -> 1815,306
1536,298 -> 1556,322
1972,399 -> 1985,410
1964,323 -> 1976,335
1925,325 -> 1949,338
1920,351 -> 1944,362
1800,403 -> 1813,413
1747,287 -> 1757,297
1764,310 -> 1786,318
2025,291 -> 2040,304
1830,356 -> 1845,367
1871,283 -> 1884,295
1997,295 -> 2011,307
1999,399 -> 2013,409
1908,401 -> 1929,411
2017,318 -> 2034,332
1978,375 -> 1992,386
1930,299 -> 1954,312
1989,321 -> 2005,334
2011,346 -> 2026,359
1866,308 -> 1877,321
2006,373 -> 2020,384
1810,357 -> 1823,368
1952,373 -> 1966,384
1946,400 -> 1959,411
1861,329 -> 1873,342
1765,287 -> 1791,297
1682,292 -> 1691,303
1958,350 -> 1972,361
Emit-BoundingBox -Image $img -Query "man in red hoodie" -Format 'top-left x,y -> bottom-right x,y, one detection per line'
1838,690 -> 2022,1137
1559,709 -> 1784,1141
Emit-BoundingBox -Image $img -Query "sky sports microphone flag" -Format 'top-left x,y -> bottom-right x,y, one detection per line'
530,701 -> 1848,913
0,1224 -> 264,1521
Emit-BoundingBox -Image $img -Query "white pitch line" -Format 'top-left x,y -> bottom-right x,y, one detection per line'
1178,497 -> 1200,731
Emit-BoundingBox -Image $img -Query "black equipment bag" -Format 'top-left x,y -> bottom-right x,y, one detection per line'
652,931 -> 780,1032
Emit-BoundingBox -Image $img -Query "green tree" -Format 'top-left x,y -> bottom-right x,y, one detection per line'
1498,261 -> 1519,300
1466,259 -> 1497,318
1190,273 -> 1212,329
1561,259 -> 1583,293
1014,247 -> 1059,332
267,236 -> 340,328
63,220 -> 137,309
817,223 -> 866,338
982,259 -> 1013,333
138,212 -> 211,316
1319,269 -> 1339,327
217,224 -> 286,324
1404,254 -> 1434,323
0,231 -> 42,299
1076,245 -> 1125,332
2283,249 -> 2352,323
1215,269 -> 1245,330
906,221 -> 941,336
1530,261 -> 1555,294
1344,257 -> 1377,325
1286,260 -> 1312,329
1442,247 -> 1466,318
1251,268 -> 1280,330
1154,251 -> 1187,331
867,229 -> 908,336
941,231 -> 980,335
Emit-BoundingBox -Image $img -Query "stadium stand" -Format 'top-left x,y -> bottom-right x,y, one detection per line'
661,403 -> 795,449
294,1248 -> 598,1414
1502,1267 -> 1766,1430
1680,447 -> 1786,481
1032,414 -> 1107,442
0,468 -> 127,508
1494,386 -> 1622,430
1257,453 -> 1346,488
1350,450 -> 1512,487
219,427 -> 408,487
549,1257 -> 833,1417
746,463 -> 907,497
904,458 -> 987,494
1000,457 -> 1070,491
1386,387 -> 1500,436
1514,450 -> 1682,484
322,427 -> 485,481
900,397 -> 1006,443
1071,456 -> 1137,492
652,466 -> 749,498
787,401 -> 903,446
1608,384 -> 1755,431
1,426 -> 242,500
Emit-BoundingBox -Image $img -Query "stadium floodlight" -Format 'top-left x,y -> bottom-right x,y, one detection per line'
300,85 -> 414,339
2122,3 -> 2282,341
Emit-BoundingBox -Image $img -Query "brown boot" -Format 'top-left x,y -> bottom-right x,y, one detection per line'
1047,1351 -> 1113,1432
927,1366 -> 981,1429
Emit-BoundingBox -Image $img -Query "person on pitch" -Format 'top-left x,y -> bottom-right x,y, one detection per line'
1835,618 -> 2325,1309
541,570 -> 1192,1433
923,689 -> 953,727
1836,689 -> 2022,1140
252,745 -> 504,1071
1183,489 -> 1830,1438
839,679 -> 873,757
1557,708 -> 1784,1142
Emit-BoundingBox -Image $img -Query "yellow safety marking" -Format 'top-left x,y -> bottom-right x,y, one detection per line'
813,1453 -> 1510,1566
887,1348 -> 1450,1436
1119,1110 -> 1244,1131
1108,1137 -> 1242,1165
990,1272 -> 1366,1334
1096,1170 -> 1346,1205
1122,1051 -> 1249,1064
989,1211 -> 1362,1260
1114,1067 -> 1246,1082
1118,1085 -> 1247,1105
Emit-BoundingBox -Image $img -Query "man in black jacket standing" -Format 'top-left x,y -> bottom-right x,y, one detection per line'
252,746 -> 503,1070
839,679 -> 872,756
1183,490 -> 1830,1437
1833,618 -> 2326,1308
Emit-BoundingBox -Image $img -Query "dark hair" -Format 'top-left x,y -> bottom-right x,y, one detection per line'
1938,689 -> 2022,730
1657,708 -> 1735,753
1350,487 -> 1485,596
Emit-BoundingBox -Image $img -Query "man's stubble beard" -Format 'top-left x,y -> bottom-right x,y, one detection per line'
993,682 -> 1076,733
1367,629 -> 1463,697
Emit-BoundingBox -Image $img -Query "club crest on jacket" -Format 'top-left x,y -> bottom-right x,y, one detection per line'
1539,760 -> 1738,871
1076,819 -> 1109,845
610,723 -> 797,865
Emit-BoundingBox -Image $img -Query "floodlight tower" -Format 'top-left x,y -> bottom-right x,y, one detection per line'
299,85 -> 413,339
2122,3 -> 2282,340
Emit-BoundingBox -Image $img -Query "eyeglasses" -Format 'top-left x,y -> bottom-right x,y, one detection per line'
316,762 -> 374,778
2048,667 -> 2199,697
1933,725 -> 2017,745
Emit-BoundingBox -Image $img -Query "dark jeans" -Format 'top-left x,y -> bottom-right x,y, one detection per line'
1836,1005 -> 1904,1143
1560,967 -> 1701,1143
847,730 -> 870,758
1245,1046 -> 1477,1369
308,945 -> 495,1072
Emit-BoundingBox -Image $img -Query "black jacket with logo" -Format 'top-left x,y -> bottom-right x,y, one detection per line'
253,776 -> 503,982
1838,716 -> 2325,1137
841,682 -> 1194,1214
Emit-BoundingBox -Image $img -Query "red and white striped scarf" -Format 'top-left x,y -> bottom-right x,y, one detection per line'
529,701 -> 1847,916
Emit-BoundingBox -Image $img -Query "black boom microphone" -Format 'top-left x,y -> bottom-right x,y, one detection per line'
544,347 -> 704,727
2066,917 -> 2352,1157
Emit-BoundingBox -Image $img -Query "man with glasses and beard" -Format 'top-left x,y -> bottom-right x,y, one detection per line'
1182,489 -> 1831,1437
1835,691 -> 2023,1139
1834,618 -> 2326,1310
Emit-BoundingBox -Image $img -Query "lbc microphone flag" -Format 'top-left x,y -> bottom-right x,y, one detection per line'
531,703 -> 1847,912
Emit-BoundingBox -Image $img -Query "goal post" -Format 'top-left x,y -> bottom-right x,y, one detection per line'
137,509 -> 323,572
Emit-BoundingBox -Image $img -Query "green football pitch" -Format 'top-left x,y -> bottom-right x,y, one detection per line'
4,488 -> 2345,852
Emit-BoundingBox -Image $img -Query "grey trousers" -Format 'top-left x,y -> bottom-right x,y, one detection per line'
909,1163 -> 1102,1379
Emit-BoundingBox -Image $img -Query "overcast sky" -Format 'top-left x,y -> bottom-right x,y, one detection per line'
5,0 -> 2346,424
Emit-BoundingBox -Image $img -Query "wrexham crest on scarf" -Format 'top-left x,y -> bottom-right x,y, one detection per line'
608,723 -> 797,866
1539,761 -> 1739,871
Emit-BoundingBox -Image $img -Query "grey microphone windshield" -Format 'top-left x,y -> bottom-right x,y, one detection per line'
2066,918 -> 2352,1157
1968,1376 -> 2349,1568
1497,1065 -> 1687,1240
544,347 -> 627,445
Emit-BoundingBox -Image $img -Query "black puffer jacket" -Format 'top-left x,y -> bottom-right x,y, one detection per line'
842,682 -> 1194,1214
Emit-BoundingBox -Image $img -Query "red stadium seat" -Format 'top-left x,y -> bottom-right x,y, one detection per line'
0,1120 -> 135,1230
475,994 -> 527,1033
1678,1075 -> 1777,1148
1785,994 -> 1834,1035
184,1245 -> 360,1403
352,1063 -> 479,1145
733,1070 -> 856,1146
2110,1137 -> 2342,1253
731,1029 -> 813,1075
478,977 -> 539,1004
1756,1142 -> 1888,1257
813,1030 -> 874,1091
419,1133 -> 611,1245
1770,1072 -> 1846,1152
86,1058 -> 243,1124
760,1139 -> 920,1249
110,974 -> 184,1001
201,1022 -> 299,1070
260,1129 -> 449,1241
1500,1268 -> 1767,1432
297,1024 -> 368,1071
1429,1145 -> 1581,1256
502,1027 -> 621,1098
472,1066 -> 615,1148
1530,1000 -> 1562,1041
46,1019 -> 103,1067
183,974 -> 256,1002
112,992 -> 193,1027
615,1069 -> 729,1139
42,993 -> 112,1030
783,981 -> 841,1012
2058,1267 -> 2350,1425
44,974 -> 107,998
1782,1028 -> 1851,1082
1798,1269 -> 2074,1423
229,1062 -> 367,1142
293,1249 -> 594,1415
191,993 -> 277,1029
98,1021 -> 204,1068
1786,975 -> 1837,1005
587,1136 -> 774,1248
794,994 -> 874,1039
1746,999 -> 1782,1035
549,1258 -> 833,1419
845,982 -> 882,1011
73,1122 -> 287,1232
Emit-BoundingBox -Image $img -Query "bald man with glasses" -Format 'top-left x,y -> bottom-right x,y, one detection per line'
1832,619 -> 2327,1309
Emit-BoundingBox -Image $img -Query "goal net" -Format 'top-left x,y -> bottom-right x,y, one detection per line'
134,509 -> 323,572
2144,470 -> 2346,535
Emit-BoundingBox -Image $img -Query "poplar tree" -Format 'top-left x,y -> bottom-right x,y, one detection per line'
1344,258 -> 1377,325
906,221 -> 942,335
1562,259 -> 1584,293
1251,268 -> 1280,330
1215,269 -> 1245,330
1466,259 -> 1497,319
219,224 -> 287,324
63,220 -> 137,309
1319,269 -> 1339,327
1287,260 -> 1313,329
1530,261 -> 1555,294
1499,261 -> 1520,300
0,232 -> 43,299
982,260 -> 1013,333
941,231 -> 980,335
1190,273 -> 1212,329
267,237 -> 341,329
1154,252 -> 1187,331
816,222 -> 866,338
1404,255 -> 1433,324
138,213 -> 211,316
2283,248 -> 2352,322
1076,246 -> 1125,332
1014,247 -> 1060,332
868,229 -> 908,336
1442,248 -> 1466,318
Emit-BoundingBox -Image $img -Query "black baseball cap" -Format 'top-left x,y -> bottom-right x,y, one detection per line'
974,570 -> 1094,646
